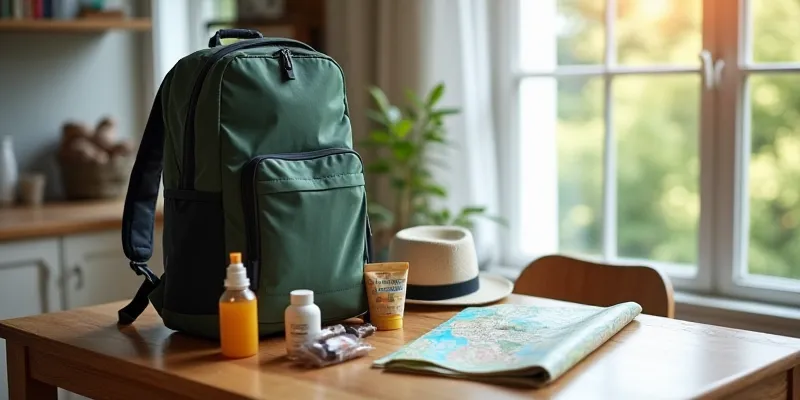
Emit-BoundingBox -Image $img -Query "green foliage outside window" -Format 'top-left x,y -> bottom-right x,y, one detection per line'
553,0 -> 800,278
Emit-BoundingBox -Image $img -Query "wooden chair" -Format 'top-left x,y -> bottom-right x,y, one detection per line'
513,255 -> 675,318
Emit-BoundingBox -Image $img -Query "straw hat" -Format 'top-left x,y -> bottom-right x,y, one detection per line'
388,225 -> 513,305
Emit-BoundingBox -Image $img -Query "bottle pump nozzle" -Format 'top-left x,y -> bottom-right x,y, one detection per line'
224,252 -> 250,289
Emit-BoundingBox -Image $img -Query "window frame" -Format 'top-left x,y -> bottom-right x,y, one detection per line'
497,0 -> 800,306
715,0 -> 800,305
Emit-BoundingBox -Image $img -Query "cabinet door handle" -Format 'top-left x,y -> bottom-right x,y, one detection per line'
71,265 -> 84,290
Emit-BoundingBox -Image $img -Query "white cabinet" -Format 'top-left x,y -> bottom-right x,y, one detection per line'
0,238 -> 61,400
0,229 -> 164,400
0,227 -> 164,400
57,228 -> 162,400
62,228 -> 164,310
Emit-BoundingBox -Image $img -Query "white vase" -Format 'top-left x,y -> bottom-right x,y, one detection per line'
0,136 -> 19,207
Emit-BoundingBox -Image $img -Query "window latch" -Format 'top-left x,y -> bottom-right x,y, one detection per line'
699,50 -> 725,90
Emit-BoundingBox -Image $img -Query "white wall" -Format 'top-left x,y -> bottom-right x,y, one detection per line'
152,0 -> 194,84
0,32 -> 146,200
0,0 -> 150,200
0,32 -> 146,198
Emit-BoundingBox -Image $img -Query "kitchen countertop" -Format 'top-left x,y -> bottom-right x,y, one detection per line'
0,200 -> 163,242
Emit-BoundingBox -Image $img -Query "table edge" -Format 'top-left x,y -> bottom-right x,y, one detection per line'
694,350 -> 800,398
0,321 -> 252,400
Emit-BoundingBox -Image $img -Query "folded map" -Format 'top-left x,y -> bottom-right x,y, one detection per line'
373,302 -> 642,387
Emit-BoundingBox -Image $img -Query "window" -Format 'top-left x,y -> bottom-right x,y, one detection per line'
184,0 -> 238,51
499,0 -> 800,305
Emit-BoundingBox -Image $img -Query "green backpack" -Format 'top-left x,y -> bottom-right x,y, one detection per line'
118,29 -> 372,338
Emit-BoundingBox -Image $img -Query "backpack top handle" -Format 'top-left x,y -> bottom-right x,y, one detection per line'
208,29 -> 264,48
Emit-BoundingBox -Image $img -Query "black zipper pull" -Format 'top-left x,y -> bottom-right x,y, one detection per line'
279,48 -> 295,80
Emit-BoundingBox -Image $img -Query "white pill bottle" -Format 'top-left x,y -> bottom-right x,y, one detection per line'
284,289 -> 321,359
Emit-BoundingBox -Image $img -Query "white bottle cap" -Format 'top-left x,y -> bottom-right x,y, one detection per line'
290,289 -> 314,305
224,252 -> 250,289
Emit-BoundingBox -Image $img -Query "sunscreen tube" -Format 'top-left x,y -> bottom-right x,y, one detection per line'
364,262 -> 409,330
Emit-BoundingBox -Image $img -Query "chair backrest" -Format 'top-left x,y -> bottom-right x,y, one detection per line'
513,255 -> 675,318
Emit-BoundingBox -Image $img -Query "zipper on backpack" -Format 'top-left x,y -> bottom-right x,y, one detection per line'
241,148 -> 363,291
279,49 -> 295,80
180,38 -> 314,189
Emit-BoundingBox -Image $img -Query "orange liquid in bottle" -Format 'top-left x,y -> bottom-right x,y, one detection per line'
219,297 -> 259,358
219,252 -> 259,358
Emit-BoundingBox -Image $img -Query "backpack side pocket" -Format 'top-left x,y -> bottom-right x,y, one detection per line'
163,190 -> 226,317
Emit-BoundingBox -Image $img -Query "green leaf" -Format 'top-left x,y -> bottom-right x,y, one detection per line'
366,109 -> 389,126
451,216 -> 475,230
453,209 -> 508,230
430,108 -> 460,118
424,208 -> 449,225
448,206 -> 490,229
391,177 -> 407,190
423,184 -> 447,197
408,177 -> 427,192
408,175 -> 443,196
413,203 -> 432,214
411,173 -> 430,187
368,130 -> 392,144
424,131 -> 448,143
367,202 -> 394,228
426,83 -> 446,107
366,160 -> 392,174
405,89 -> 425,111
415,168 -> 432,178
369,86 -> 392,114
394,119 -> 413,138
458,206 -> 487,216
438,209 -> 451,224
391,141 -> 416,161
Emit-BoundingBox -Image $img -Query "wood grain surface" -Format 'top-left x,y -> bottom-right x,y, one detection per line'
1,295 -> 799,399
0,200 -> 163,242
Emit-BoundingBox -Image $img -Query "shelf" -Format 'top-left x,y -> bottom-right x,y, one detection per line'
0,18 -> 151,33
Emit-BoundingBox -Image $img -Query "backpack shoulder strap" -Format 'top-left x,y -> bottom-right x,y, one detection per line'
118,84 -> 166,325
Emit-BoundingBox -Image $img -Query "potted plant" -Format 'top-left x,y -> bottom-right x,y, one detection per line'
363,83 -> 503,260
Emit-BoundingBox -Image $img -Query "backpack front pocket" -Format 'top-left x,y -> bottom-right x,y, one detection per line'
241,148 -> 369,324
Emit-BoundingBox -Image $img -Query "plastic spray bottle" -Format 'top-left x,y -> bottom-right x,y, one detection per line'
219,252 -> 259,358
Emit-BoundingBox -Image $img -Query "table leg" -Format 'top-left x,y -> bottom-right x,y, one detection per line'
6,341 -> 57,400
790,366 -> 799,400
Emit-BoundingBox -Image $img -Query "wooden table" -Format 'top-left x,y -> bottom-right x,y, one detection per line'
1,295 -> 799,399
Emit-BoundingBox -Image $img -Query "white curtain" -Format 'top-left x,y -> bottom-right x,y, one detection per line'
326,0 -> 501,267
